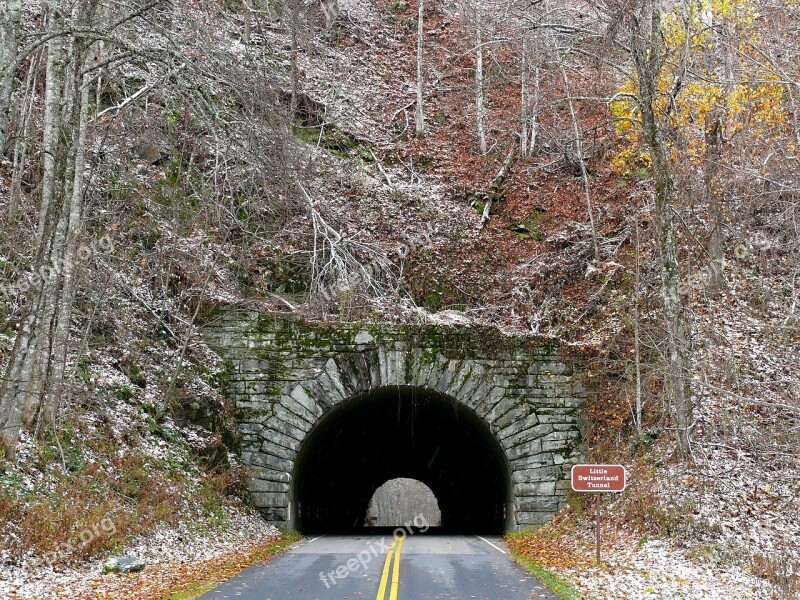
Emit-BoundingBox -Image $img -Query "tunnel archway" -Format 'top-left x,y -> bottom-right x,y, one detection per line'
291,386 -> 512,534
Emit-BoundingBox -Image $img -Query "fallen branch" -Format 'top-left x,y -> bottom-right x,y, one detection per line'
369,149 -> 393,186
480,146 -> 518,230
388,100 -> 415,125
269,293 -> 298,311
294,179 -> 395,299
94,64 -> 184,121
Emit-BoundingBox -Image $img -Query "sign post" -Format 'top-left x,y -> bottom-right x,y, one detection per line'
595,496 -> 600,564
570,464 -> 627,564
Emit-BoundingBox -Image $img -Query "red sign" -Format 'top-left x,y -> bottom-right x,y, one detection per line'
571,464 -> 627,493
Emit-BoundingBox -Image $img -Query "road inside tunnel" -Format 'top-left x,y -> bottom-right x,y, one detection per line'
291,386 -> 512,534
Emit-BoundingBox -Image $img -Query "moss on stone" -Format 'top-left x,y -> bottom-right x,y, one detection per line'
201,309 -> 590,529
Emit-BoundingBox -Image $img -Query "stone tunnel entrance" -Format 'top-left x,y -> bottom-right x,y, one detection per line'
292,386 -> 512,534
203,313 -> 588,533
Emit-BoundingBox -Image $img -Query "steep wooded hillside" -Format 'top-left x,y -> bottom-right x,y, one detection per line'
0,0 -> 798,598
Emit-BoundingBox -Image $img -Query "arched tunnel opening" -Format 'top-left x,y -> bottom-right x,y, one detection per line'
291,386 -> 512,535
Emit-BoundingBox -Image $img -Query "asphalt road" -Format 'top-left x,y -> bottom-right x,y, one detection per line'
198,534 -> 559,600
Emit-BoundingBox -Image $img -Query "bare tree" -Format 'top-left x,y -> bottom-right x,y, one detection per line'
415,0 -> 424,136
1,1 -> 86,449
519,34 -> 540,157
696,6 -> 727,296
475,22 -> 487,154
556,50 -> 599,261
321,0 -> 338,31
0,0 -> 22,152
243,0 -> 254,42
0,0 -> 161,453
626,1 -> 694,457
292,3 -> 300,116
8,48 -> 40,216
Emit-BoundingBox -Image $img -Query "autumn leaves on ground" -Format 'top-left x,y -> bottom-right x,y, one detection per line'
89,533 -> 299,600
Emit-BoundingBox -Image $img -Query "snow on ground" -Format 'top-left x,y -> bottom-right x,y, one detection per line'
540,252 -> 800,599
0,506 -> 280,600
564,534 -> 772,599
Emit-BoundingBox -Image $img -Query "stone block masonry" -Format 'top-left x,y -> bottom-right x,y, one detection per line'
202,311 -> 587,530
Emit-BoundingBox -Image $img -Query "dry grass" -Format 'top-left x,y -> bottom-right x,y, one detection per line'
752,551 -> 800,600
0,417 -> 238,567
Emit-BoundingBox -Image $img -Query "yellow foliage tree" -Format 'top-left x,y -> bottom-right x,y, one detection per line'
609,0 -> 792,176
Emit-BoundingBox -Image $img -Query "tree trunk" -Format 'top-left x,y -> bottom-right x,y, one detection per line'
0,0 -> 23,152
520,36 -> 538,157
289,1 -> 299,118
37,12 -> 65,245
633,218 -> 643,433
43,39 -> 93,428
705,116 -> 724,295
529,66 -> 539,156
0,9 -> 64,450
0,2 -> 95,453
704,13 -> 725,296
520,35 -> 528,156
415,0 -> 424,136
788,82 -> 800,149
476,25 -> 487,154
9,47 -> 40,217
479,145 -> 516,229
243,3 -> 252,43
321,0 -> 338,31
631,3 -> 693,458
558,55 -> 599,261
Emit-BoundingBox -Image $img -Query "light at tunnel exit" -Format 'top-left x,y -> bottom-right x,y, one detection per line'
366,477 -> 443,527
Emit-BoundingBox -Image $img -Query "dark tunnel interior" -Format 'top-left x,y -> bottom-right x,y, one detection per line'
291,386 -> 512,534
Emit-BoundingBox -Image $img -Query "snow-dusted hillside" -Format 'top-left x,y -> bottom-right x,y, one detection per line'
1,0 -> 798,597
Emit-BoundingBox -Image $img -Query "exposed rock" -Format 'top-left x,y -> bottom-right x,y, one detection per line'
102,556 -> 147,574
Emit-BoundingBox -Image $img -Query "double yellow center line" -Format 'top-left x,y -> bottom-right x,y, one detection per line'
375,536 -> 404,600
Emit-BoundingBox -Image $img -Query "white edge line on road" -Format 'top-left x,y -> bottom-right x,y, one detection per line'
476,536 -> 507,554
306,535 -> 323,543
